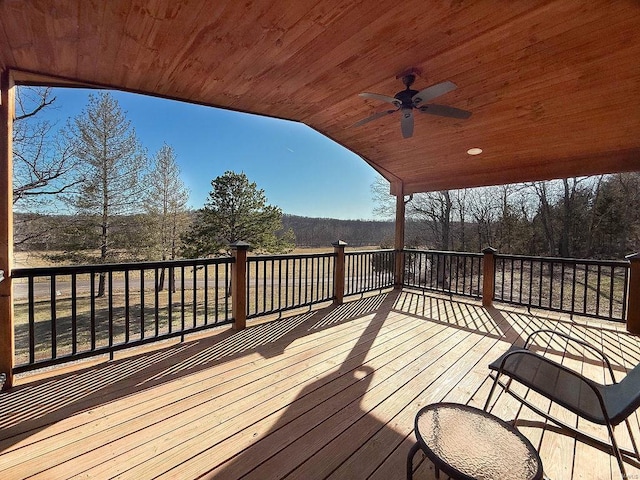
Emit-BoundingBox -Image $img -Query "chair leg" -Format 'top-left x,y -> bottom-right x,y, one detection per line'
407,442 -> 421,480
624,417 -> 640,460
607,423 -> 627,479
484,373 -> 501,411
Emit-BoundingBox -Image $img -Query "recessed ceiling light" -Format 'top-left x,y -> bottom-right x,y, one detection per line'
467,148 -> 483,155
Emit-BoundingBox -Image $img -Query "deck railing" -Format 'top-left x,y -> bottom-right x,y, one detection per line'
401,249 -> 483,299
12,257 -> 233,373
7,243 -> 639,377
246,252 -> 335,319
493,254 -> 629,322
345,249 -> 395,296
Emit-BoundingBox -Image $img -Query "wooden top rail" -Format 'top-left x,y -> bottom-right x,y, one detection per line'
403,249 -> 482,258
495,253 -> 629,268
12,257 -> 234,278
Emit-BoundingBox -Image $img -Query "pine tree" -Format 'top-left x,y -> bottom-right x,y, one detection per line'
182,171 -> 295,257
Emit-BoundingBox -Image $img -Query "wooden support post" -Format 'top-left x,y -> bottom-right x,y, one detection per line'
231,241 -> 250,331
394,184 -> 406,288
625,253 -> 640,334
0,70 -> 14,390
482,247 -> 497,308
333,240 -> 347,304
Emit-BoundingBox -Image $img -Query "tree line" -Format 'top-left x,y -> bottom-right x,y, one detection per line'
373,174 -> 640,259
281,215 -> 394,247
14,212 -> 394,252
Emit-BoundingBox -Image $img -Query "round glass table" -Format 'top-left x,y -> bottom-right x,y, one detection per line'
407,403 -> 543,480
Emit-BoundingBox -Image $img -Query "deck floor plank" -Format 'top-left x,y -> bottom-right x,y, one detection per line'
4,309 -> 408,476
0,290 -> 638,480
31,308 -> 421,478
236,322 -> 479,480
120,314 -> 451,479
170,315 -> 454,479
287,329 -> 496,480
327,314 -> 519,480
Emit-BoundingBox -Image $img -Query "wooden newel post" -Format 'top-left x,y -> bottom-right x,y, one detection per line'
625,253 -> 640,334
394,187 -> 406,288
482,247 -> 497,308
0,70 -> 14,390
231,241 -> 250,331
333,240 -> 347,305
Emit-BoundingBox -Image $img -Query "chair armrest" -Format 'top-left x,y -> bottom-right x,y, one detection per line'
524,329 -> 617,383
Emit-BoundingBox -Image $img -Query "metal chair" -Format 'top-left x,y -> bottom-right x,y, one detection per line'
484,329 -> 640,478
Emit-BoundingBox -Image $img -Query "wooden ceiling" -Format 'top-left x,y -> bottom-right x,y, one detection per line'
1,0 -> 639,195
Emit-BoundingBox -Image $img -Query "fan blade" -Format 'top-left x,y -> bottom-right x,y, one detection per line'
400,108 -> 414,138
352,109 -> 397,127
419,104 -> 472,119
359,92 -> 402,107
412,80 -> 457,107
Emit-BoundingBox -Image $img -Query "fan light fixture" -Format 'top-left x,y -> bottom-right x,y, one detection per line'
467,148 -> 483,155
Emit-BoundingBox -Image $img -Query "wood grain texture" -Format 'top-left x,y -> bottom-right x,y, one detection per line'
1,290 -> 639,479
0,70 -> 14,389
0,0 -> 639,194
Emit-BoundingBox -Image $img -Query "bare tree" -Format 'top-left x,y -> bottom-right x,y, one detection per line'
13,86 -> 81,248
370,175 -> 395,219
407,191 -> 453,250
65,92 -> 148,296
145,144 -> 190,291
466,187 -> 499,250
451,189 -> 469,250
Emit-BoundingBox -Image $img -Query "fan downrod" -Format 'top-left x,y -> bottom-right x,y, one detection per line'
401,74 -> 416,89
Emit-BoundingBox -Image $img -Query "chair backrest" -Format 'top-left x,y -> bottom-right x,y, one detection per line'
607,362 -> 640,425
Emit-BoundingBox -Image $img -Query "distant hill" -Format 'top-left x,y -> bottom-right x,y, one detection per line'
14,212 -> 395,252
282,214 -> 394,248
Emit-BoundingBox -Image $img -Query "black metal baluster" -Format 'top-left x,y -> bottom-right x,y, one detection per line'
285,258 -> 290,308
595,264 -> 602,317
71,273 -> 77,355
583,265 -> 589,315
50,275 -> 57,359
537,261 -> 544,308
549,261 -> 554,309
192,264 -> 197,328
154,268 -> 159,337
168,266 -> 174,332
28,276 -> 35,363
271,258 -> 275,310
124,270 -> 130,343
571,263 -> 577,316
90,273 -> 96,350
203,263 -> 208,326
108,271 -> 114,353
180,265 -> 185,331
509,258 -> 515,303
262,258 -> 267,313
140,269 -> 145,340
518,258 -> 524,304
609,265 -> 615,319
560,262 -> 566,313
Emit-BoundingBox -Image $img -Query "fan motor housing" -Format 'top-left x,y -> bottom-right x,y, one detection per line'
394,89 -> 419,107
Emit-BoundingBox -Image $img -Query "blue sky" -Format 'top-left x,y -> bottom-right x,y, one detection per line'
37,88 -> 385,220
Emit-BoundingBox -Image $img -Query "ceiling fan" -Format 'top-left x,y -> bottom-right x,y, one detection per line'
353,72 -> 471,138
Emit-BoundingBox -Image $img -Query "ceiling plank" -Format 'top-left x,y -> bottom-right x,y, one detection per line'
0,0 -> 638,194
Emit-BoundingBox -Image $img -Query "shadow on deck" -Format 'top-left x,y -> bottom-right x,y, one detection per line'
0,289 -> 639,479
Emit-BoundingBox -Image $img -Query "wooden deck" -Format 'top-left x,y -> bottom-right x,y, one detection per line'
1,289 -> 639,480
